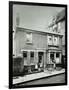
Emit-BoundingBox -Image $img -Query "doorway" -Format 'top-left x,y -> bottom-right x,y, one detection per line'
38,52 -> 44,71
50,52 -> 55,63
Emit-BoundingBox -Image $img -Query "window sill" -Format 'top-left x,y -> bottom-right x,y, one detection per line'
48,45 -> 59,47
26,42 -> 33,45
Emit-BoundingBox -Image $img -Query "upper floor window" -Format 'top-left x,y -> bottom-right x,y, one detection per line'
57,22 -> 61,33
53,24 -> 58,32
48,35 -> 52,45
48,35 -> 59,46
53,36 -> 58,46
58,22 -> 61,29
26,32 -> 32,44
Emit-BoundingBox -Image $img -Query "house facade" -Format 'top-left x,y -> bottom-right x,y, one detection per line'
48,9 -> 65,56
48,9 -> 65,67
13,26 -> 63,72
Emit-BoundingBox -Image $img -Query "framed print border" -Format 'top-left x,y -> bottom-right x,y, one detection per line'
9,1 -> 67,89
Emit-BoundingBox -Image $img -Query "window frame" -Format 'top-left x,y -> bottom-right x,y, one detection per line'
26,32 -> 32,44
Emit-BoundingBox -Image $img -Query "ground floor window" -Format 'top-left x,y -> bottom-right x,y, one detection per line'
56,52 -> 59,57
56,52 -> 60,64
30,51 -> 34,64
47,51 -> 62,70
23,51 -> 27,57
38,52 -> 43,63
50,52 -> 55,63
30,51 -> 34,57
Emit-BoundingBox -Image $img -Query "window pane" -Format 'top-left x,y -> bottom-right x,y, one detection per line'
26,33 -> 32,43
58,22 -> 61,29
53,36 -> 58,45
56,53 -> 59,57
48,35 -> 52,45
30,52 -> 34,57
23,51 -> 27,57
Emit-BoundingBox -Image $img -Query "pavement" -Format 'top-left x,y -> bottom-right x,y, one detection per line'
13,69 -> 65,85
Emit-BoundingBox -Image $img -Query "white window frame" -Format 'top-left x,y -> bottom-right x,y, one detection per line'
26,32 -> 32,44
53,36 -> 58,46
47,35 -> 52,45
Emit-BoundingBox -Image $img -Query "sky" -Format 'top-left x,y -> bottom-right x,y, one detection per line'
13,4 -> 65,32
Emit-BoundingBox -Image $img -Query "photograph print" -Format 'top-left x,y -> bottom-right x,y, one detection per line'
9,1 -> 67,88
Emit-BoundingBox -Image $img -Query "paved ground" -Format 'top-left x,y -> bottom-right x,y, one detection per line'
13,69 -> 65,85
17,73 -> 65,86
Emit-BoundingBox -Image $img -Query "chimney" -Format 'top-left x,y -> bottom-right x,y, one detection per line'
16,13 -> 20,27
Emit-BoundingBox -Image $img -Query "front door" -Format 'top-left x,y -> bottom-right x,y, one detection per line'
38,52 -> 43,71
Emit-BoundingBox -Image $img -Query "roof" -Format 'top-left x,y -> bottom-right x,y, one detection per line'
16,26 -> 63,36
